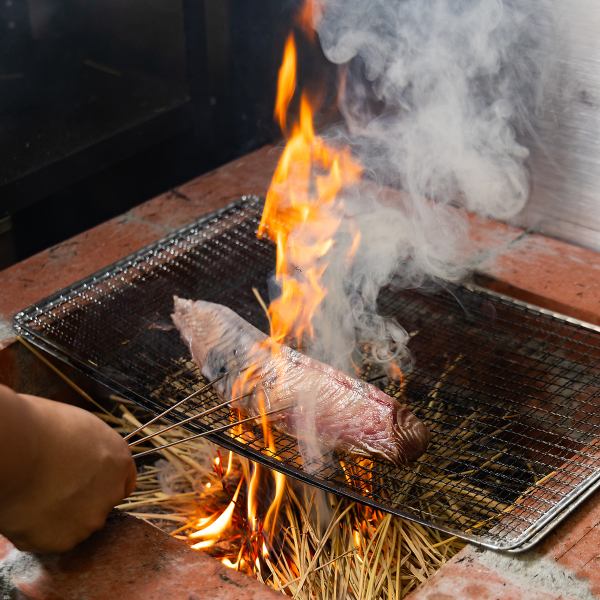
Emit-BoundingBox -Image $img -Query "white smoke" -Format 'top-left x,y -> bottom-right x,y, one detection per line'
303,0 -> 556,374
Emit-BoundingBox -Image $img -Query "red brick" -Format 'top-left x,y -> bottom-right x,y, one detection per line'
0,218 -> 160,320
466,212 -> 524,256
542,494 -> 600,561
176,145 -> 280,205
0,513 -> 280,600
477,232 -> 600,324
578,557 -> 600,598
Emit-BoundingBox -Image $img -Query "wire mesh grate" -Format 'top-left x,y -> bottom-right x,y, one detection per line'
14,196 -> 600,551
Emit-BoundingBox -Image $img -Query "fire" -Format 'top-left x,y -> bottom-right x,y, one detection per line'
259,33 -> 362,347
388,360 -> 407,395
246,462 -> 261,533
296,0 -> 323,37
225,450 -> 234,477
188,7 -> 363,575
189,480 -> 243,550
260,394 -> 286,543
339,457 -> 374,495
274,35 -> 296,131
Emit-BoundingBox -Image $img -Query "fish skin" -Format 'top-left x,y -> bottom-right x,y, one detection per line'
172,296 -> 429,465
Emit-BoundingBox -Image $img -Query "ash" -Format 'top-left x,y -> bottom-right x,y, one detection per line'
0,547 -> 43,598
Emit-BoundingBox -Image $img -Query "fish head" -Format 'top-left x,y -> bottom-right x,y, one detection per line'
393,405 -> 430,464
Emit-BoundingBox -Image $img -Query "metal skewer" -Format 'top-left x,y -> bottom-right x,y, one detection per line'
132,404 -> 292,460
130,369 -> 388,449
123,375 -> 225,441
128,389 -> 255,448
123,365 -> 253,442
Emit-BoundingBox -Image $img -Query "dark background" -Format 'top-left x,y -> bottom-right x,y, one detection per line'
0,0 -> 332,268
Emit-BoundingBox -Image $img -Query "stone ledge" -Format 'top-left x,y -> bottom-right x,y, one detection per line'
0,512 -> 281,600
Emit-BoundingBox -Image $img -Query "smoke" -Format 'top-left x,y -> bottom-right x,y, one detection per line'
303,0 -> 555,374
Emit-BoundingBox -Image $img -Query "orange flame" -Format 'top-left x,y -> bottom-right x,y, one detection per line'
247,462 -> 261,533
260,33 -> 362,347
260,391 -> 286,543
225,451 -> 234,477
234,21 -> 361,569
189,480 -> 243,549
274,35 -> 297,131
296,0 -> 322,37
388,360 -> 406,395
189,8 -> 364,576
222,547 -> 244,571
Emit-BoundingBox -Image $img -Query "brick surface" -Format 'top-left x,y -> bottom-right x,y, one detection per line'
412,550 -> 592,600
0,513 -> 281,600
477,232 -> 600,325
466,212 -> 525,259
411,499 -> 600,600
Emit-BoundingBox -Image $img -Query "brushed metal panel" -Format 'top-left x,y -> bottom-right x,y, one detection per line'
520,1 -> 600,251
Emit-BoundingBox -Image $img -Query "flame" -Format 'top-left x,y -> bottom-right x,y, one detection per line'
191,539 -> 216,550
274,35 -> 297,131
260,33 -> 362,347
340,457 -> 374,495
225,451 -> 234,477
222,547 -> 245,571
247,462 -> 261,533
222,558 -> 240,570
261,392 -> 286,543
226,22 -> 360,570
240,24 -> 360,567
195,515 -> 215,528
189,480 -> 243,549
296,0 -> 322,37
189,8 -> 364,576
388,361 -> 407,395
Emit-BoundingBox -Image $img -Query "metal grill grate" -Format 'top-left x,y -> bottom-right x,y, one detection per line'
14,196 -> 600,551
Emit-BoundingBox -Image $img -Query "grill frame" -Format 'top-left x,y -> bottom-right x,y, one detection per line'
13,195 -> 600,552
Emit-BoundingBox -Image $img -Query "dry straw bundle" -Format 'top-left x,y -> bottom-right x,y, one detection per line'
109,403 -> 464,600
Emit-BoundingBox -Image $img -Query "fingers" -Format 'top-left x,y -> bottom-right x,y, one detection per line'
0,392 -> 139,554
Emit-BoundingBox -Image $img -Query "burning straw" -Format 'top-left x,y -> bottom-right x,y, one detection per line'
16,335 -> 486,599
107,399 -> 464,600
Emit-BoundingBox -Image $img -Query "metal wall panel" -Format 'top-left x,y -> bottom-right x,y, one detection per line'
521,1 -> 600,251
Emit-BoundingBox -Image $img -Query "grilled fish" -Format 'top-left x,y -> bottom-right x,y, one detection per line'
172,297 -> 429,465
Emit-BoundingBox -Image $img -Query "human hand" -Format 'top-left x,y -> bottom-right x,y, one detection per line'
0,385 -> 136,553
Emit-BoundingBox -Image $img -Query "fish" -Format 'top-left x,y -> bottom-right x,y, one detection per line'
171,296 -> 430,465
